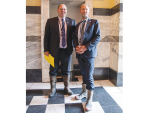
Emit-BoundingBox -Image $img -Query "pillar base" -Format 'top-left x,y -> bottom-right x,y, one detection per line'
109,68 -> 123,86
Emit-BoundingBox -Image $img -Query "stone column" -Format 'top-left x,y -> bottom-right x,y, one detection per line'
41,0 -> 50,82
109,0 -> 123,86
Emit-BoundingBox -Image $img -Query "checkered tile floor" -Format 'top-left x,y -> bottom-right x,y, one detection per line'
26,76 -> 123,113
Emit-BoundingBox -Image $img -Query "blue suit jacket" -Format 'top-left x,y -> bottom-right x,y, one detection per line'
73,18 -> 101,58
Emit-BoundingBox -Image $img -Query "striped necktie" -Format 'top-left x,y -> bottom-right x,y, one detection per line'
79,20 -> 86,45
61,18 -> 65,47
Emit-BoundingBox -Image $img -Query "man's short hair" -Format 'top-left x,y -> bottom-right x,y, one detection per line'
80,4 -> 90,10
58,4 -> 61,9
57,4 -> 67,9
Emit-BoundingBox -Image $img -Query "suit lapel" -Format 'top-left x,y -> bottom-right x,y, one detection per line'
83,18 -> 91,43
65,17 -> 69,39
55,17 -> 60,41
65,18 -> 69,26
76,21 -> 82,39
85,18 -> 91,32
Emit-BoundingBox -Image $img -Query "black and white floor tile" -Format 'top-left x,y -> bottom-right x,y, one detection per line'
26,76 -> 123,113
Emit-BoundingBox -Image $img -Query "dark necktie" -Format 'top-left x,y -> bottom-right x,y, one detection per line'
61,18 -> 65,47
80,20 -> 86,45
81,20 -> 86,31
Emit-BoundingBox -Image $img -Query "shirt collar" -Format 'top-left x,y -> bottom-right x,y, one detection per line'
81,17 -> 88,22
58,16 -> 66,21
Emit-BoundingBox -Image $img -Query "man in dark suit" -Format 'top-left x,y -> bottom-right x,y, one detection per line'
73,4 -> 101,111
44,4 -> 76,98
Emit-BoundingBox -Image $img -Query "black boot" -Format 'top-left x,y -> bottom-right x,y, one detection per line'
63,75 -> 73,95
48,76 -> 56,98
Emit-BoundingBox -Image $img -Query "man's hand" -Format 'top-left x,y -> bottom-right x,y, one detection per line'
81,45 -> 87,52
76,46 -> 84,54
44,51 -> 49,56
76,45 -> 87,54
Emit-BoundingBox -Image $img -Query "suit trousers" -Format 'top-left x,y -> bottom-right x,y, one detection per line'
49,48 -> 72,76
78,54 -> 95,91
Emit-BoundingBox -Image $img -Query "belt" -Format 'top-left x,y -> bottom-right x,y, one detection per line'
59,47 -> 68,50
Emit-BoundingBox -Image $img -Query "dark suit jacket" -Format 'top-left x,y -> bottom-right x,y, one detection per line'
44,17 -> 76,58
73,18 -> 101,58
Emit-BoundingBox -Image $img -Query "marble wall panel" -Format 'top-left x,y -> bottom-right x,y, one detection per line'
118,42 -> 123,72
26,36 -> 41,42
109,42 -> 119,71
94,42 -> 110,67
110,11 -> 123,73
42,69 -> 50,82
100,36 -> 111,42
118,11 -> 123,72
26,42 -> 42,69
93,16 -> 111,42
111,12 -> 119,37
26,21 -> 34,29
26,14 -> 41,36
119,12 -> 123,41
110,11 -> 119,70
41,0 -> 50,37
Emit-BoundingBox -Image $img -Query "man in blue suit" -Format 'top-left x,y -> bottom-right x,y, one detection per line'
73,4 -> 101,111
